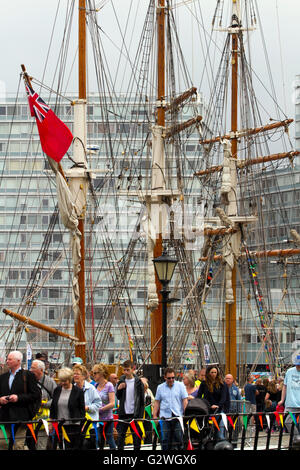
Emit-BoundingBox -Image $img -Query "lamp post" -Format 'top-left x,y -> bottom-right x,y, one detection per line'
153,250 -> 178,369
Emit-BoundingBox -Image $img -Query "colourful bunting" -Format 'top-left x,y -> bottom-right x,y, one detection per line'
145,405 -> 152,418
138,421 -> 146,439
210,416 -> 220,431
289,412 -> 298,426
242,415 -> 248,430
92,422 -> 99,447
26,423 -> 37,443
11,423 -> 15,443
61,426 -> 70,443
52,421 -> 60,441
102,422 -> 107,440
221,412 -> 228,431
41,419 -> 49,435
0,425 -> 8,446
227,416 -> 235,429
130,420 -> 142,440
190,418 -> 200,433
187,439 -> 194,450
151,420 -> 159,438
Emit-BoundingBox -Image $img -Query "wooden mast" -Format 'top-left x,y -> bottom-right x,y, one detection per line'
151,0 -> 165,365
74,0 -> 87,362
224,2 -> 239,377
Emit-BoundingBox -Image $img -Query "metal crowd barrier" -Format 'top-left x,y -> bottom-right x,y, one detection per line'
0,406 -> 299,451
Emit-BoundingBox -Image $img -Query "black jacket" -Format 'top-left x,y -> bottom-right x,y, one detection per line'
116,375 -> 144,419
50,385 -> 85,421
197,380 -> 230,413
0,369 -> 41,422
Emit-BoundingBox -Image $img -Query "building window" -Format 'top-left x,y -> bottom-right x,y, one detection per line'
49,309 -> 55,320
49,288 -> 59,299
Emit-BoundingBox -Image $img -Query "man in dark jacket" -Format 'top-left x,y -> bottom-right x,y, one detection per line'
0,350 -> 41,450
116,360 -> 144,451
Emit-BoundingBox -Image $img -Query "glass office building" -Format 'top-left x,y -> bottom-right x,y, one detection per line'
0,87 -> 298,372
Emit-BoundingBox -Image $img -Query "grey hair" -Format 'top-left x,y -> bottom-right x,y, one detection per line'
9,350 -> 23,362
32,359 -> 45,371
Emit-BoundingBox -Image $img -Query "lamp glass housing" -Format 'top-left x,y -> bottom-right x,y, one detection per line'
153,252 -> 178,284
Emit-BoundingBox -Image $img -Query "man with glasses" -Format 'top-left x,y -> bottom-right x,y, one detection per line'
153,367 -> 188,450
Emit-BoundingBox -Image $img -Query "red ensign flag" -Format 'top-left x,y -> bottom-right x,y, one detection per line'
25,83 -> 73,162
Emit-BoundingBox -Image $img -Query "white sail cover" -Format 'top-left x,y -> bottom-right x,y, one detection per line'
49,160 -> 82,322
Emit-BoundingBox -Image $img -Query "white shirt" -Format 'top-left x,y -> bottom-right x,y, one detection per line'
124,378 -> 135,414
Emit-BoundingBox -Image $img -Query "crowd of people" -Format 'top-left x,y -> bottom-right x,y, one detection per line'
0,350 -> 299,451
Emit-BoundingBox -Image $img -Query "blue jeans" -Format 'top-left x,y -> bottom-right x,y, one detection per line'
160,418 -> 184,451
99,421 -> 117,449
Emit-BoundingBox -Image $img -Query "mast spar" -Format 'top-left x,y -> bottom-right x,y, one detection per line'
224,0 -> 239,377
65,0 -> 88,362
150,0 -> 166,365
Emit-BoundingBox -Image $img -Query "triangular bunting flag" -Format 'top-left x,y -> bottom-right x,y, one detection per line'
177,416 -> 184,433
151,420 -> 160,438
11,423 -> 15,443
258,414 -> 263,429
102,421 -> 107,440
42,419 -> 49,436
211,416 -> 220,431
190,418 -> 200,433
265,414 -> 270,429
187,439 -> 194,450
145,405 -> 152,418
92,422 -> 99,448
274,411 -> 280,425
227,416 -> 235,429
52,421 -> 60,441
289,412 -> 298,426
27,423 -> 37,443
221,412 -> 228,431
138,421 -> 146,439
61,426 -> 71,443
130,420 -> 142,440
0,424 -> 9,446
279,413 -> 284,427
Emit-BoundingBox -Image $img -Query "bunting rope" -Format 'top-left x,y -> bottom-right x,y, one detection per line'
0,409 -> 298,448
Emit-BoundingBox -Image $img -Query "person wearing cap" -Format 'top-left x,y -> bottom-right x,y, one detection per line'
72,357 -> 83,366
278,354 -> 300,437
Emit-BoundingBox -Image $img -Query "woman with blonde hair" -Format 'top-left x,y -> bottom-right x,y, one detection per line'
183,372 -> 198,400
92,363 -> 117,450
49,367 -> 85,449
73,364 -> 102,449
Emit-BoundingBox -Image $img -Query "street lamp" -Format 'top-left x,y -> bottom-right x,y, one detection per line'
153,250 -> 178,369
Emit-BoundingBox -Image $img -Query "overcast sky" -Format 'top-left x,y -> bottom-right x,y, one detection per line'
0,0 -> 299,124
